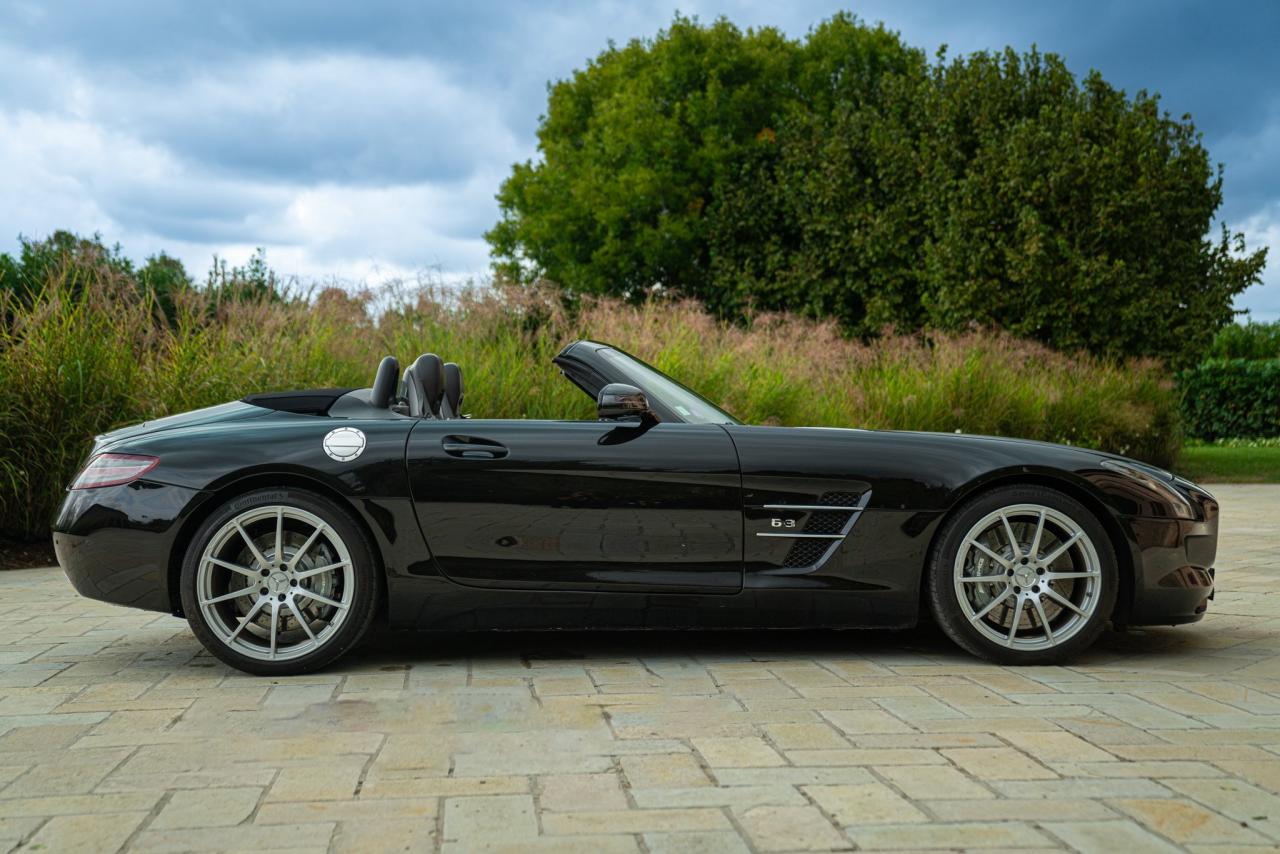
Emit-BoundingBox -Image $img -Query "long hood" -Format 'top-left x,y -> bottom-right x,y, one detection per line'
794,425 -> 1115,463
727,424 -> 1122,504
722,422 -> 1204,525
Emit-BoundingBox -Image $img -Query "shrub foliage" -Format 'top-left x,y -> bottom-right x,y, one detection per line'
1179,359 -> 1280,440
488,14 -> 1266,366
1205,320 -> 1280,360
1,254 -> 1180,540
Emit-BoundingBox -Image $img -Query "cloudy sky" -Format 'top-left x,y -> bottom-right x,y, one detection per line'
2,1 -> 1276,317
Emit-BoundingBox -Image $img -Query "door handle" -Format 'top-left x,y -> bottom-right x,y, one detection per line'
442,436 -> 508,459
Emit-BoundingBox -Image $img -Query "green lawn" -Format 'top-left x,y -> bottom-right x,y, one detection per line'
1176,444 -> 1280,483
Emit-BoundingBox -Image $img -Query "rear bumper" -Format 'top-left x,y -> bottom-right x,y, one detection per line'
53,481 -> 205,614
1123,491 -> 1219,626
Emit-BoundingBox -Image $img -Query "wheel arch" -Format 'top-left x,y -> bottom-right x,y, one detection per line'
920,470 -> 1137,625
166,471 -> 388,617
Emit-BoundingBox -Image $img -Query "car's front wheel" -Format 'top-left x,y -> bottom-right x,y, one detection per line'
926,485 -> 1118,665
179,488 -> 379,676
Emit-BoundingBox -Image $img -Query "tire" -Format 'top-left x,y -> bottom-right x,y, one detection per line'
179,488 -> 380,676
926,484 -> 1118,665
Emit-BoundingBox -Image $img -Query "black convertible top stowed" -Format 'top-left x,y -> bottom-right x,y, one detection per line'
242,388 -> 355,416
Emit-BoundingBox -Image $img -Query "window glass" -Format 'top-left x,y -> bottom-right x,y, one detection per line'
598,348 -> 741,425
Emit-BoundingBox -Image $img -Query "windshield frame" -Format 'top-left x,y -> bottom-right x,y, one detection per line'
593,346 -> 742,425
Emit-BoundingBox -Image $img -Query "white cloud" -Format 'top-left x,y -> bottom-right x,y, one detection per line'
90,53 -> 524,185
1237,204 -> 1280,321
0,111 -> 191,244
0,44 -> 517,285
0,105 -> 501,285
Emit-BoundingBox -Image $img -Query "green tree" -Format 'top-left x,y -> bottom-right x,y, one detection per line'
489,15 -> 1266,365
205,248 -> 288,304
488,14 -> 921,306
1206,319 -> 1280,359
139,252 -> 194,324
908,50 -> 1264,364
0,230 -> 278,329
0,231 -> 136,305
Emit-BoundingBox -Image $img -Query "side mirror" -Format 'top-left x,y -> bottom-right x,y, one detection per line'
597,383 -> 655,422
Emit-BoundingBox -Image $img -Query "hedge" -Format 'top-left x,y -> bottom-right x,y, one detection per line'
1180,358 -> 1280,440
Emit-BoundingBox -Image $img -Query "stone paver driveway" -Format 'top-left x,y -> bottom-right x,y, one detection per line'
1,484 -> 1278,853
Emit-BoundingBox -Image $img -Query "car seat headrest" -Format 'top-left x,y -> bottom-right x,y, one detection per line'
442,362 -> 464,418
408,353 -> 445,418
370,355 -> 400,409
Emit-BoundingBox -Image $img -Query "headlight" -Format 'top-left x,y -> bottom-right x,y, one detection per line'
1100,459 -> 1195,519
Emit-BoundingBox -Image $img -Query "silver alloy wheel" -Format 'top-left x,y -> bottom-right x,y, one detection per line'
952,502 -> 1102,650
196,505 -> 354,662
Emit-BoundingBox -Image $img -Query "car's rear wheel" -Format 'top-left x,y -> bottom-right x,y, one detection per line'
180,488 -> 379,675
926,485 -> 1118,665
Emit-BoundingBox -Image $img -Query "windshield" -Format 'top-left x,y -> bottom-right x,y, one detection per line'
597,348 -> 741,425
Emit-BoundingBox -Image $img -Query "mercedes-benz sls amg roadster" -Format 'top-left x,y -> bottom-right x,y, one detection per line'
54,341 -> 1219,675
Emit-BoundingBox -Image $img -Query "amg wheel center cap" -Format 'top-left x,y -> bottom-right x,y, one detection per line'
266,572 -> 290,595
1014,567 -> 1036,588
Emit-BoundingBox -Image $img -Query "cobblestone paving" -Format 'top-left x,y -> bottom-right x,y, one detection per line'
0,484 -> 1277,852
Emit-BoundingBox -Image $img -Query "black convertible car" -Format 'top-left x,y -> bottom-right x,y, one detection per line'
54,341 -> 1218,675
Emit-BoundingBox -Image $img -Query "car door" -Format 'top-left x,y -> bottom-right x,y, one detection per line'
405,418 -> 744,593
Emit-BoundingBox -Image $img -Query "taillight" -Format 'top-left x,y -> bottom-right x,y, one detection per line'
70,453 -> 160,489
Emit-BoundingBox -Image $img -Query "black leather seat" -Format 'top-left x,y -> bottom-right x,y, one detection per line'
442,362 -> 464,418
370,356 -> 400,409
402,353 -> 445,418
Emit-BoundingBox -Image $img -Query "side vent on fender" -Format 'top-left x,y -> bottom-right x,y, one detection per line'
752,490 -> 871,571
782,492 -> 865,568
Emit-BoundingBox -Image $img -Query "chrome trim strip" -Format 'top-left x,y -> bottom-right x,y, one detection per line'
755,532 -> 844,539
762,504 -> 861,511
757,490 -> 875,575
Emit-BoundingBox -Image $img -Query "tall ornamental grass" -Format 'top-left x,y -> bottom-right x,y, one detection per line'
1,270 -> 1180,541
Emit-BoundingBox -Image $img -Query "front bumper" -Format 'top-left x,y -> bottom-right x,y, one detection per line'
1123,489 -> 1219,626
53,480 -> 205,614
